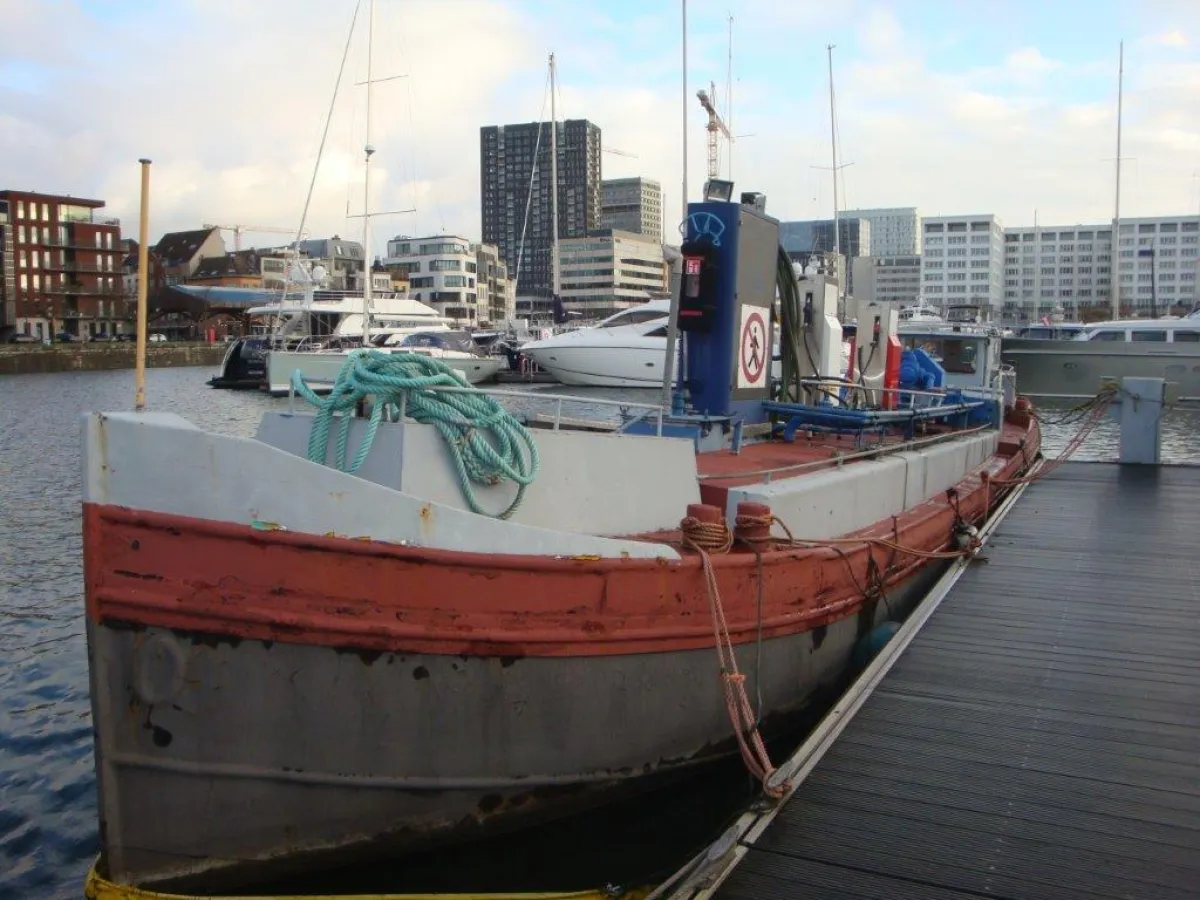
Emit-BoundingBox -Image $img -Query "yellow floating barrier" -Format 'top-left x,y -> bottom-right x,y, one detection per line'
85,860 -> 651,900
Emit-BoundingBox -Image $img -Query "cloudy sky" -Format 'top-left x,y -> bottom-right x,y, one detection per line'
2,0 -> 1197,256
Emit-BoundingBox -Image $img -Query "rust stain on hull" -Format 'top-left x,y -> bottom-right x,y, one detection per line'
83,420 -> 1039,658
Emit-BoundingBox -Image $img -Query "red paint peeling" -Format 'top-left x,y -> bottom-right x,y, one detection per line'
83,419 -> 1039,658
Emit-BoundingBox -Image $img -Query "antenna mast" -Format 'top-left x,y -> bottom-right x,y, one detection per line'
549,53 -> 560,306
1110,40 -> 1124,321
361,0 -> 376,348
828,44 -> 840,261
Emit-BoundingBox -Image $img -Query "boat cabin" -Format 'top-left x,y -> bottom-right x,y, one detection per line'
1011,323 -> 1088,340
898,324 -> 1003,395
1074,321 -> 1200,344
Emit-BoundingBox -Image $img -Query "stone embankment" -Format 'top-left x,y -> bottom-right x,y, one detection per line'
0,343 -> 226,375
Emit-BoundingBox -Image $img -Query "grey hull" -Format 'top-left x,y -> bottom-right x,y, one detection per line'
89,567 -> 938,890
1002,338 -> 1200,402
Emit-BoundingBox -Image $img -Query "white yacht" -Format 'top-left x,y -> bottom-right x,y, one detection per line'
897,303 -> 945,325
1000,309 -> 1200,402
517,301 -> 673,388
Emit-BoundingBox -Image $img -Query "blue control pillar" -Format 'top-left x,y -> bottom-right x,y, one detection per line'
678,200 -> 779,424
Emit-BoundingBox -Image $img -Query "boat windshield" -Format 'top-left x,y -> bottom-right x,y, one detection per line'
598,308 -> 669,329
901,335 -> 980,374
393,330 -> 478,354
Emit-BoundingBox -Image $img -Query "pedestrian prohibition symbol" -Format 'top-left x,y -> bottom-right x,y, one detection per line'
740,309 -> 767,387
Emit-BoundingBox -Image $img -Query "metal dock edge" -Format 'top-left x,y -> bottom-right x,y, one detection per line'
667,461 -> 1200,900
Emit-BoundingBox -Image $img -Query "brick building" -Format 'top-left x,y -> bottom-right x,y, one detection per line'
0,190 -> 127,340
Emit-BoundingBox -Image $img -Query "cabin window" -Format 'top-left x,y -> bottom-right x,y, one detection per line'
645,326 -> 668,337
1172,331 -> 1200,343
600,309 -> 665,328
1130,331 -> 1167,343
1089,330 -> 1125,342
904,337 -> 978,374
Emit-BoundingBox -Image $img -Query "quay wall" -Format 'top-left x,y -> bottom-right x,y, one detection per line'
0,344 -> 225,376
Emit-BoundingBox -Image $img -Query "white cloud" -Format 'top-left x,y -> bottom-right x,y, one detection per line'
1144,29 -> 1189,48
0,0 -> 1196,260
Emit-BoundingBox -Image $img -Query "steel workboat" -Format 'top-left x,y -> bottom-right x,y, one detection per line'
82,196 -> 1041,892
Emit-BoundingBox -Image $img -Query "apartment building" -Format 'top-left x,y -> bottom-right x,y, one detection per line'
920,215 -> 1006,316
471,242 -> 514,324
557,228 -> 668,318
601,177 -> 663,242
480,119 -> 603,310
842,207 -> 920,256
385,235 -> 482,324
0,190 -> 126,339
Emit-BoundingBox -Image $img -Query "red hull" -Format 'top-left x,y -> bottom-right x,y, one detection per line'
84,418 -> 1040,658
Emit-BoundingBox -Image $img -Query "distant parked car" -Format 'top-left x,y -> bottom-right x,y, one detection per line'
148,333 -> 167,343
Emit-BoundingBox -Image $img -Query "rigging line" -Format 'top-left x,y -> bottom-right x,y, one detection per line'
514,64 -> 552,297
297,0 -> 362,251
387,8 -> 438,233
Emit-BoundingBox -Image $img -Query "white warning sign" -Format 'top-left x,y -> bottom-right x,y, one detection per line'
737,305 -> 768,390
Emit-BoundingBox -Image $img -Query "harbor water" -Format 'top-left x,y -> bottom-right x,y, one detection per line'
2,366 -> 1198,899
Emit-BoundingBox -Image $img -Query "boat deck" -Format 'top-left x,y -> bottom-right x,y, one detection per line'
693,421 -> 976,508
708,462 -> 1200,900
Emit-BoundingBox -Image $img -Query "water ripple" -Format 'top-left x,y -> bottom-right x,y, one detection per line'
1,365 -> 1197,899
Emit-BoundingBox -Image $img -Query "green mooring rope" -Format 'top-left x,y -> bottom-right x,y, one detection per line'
291,350 -> 540,519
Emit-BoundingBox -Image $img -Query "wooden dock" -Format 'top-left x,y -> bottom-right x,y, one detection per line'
673,462 -> 1200,900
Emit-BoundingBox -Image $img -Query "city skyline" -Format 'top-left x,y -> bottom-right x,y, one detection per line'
2,0 -> 1196,253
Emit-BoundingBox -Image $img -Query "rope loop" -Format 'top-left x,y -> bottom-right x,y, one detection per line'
292,350 -> 540,519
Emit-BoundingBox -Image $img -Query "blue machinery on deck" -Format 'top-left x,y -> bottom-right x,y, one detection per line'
622,192 -> 995,450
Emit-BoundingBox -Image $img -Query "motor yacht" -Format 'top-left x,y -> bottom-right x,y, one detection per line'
517,301 -> 673,388
1000,309 -> 1200,402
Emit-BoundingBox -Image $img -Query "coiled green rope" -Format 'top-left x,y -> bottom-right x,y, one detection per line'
291,350 -> 540,519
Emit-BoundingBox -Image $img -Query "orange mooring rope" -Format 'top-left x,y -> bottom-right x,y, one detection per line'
679,517 -> 785,799
991,388 -> 1117,493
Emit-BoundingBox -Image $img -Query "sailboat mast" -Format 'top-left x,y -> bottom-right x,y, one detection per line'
1111,40 -> 1124,321
361,0 -> 376,348
828,44 -> 839,261
549,53 -> 560,305
681,0 -> 688,224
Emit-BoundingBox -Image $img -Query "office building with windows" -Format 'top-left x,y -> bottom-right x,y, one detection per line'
480,119 -> 603,315
920,215 -> 1006,316
600,177 -> 663,241
781,217 -> 870,296
1001,216 -> 1199,319
851,255 -> 922,309
557,228 -> 668,318
842,207 -> 920,256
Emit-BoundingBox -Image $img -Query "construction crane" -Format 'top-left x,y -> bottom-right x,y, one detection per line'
604,147 -> 639,159
202,224 -> 307,252
696,82 -> 732,179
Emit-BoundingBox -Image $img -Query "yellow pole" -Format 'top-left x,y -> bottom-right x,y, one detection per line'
135,158 -> 151,412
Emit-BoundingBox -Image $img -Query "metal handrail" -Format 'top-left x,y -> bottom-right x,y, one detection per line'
438,385 -> 667,436
795,376 -> 1006,403
288,380 -> 668,437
